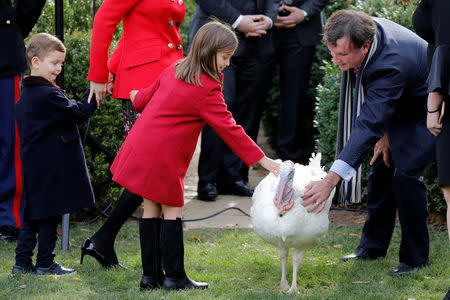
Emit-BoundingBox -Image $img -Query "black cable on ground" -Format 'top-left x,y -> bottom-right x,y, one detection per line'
183,206 -> 250,222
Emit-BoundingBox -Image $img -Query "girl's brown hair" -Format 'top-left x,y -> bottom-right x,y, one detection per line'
26,33 -> 66,67
175,21 -> 238,87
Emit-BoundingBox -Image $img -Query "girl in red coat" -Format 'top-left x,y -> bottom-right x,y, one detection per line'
111,21 -> 280,290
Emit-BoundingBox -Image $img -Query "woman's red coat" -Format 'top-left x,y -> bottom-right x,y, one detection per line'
87,0 -> 185,99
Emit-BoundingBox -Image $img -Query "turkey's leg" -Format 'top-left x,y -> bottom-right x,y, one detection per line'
277,248 -> 289,291
288,249 -> 305,294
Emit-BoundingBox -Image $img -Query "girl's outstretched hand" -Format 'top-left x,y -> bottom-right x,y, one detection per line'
130,90 -> 139,102
258,156 -> 280,177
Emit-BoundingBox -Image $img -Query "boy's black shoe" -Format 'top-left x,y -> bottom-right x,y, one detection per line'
36,262 -> 76,276
12,264 -> 36,275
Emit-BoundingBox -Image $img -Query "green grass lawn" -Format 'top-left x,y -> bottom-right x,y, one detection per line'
0,222 -> 448,299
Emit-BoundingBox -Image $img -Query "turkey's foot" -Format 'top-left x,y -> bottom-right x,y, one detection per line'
277,280 -> 290,292
287,285 -> 298,295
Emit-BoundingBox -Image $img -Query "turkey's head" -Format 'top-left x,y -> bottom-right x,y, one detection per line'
273,160 -> 296,216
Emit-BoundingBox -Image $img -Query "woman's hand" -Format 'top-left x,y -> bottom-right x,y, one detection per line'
106,72 -> 115,95
258,156 -> 280,177
427,112 -> 442,136
129,90 -> 139,102
89,81 -> 107,108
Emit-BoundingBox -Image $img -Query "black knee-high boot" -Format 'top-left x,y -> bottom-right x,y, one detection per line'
161,218 -> 208,290
139,218 -> 164,290
81,189 -> 143,267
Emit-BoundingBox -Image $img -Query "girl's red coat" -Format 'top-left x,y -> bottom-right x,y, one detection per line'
110,65 -> 264,206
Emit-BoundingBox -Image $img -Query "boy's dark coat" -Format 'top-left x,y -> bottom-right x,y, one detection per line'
15,76 -> 96,220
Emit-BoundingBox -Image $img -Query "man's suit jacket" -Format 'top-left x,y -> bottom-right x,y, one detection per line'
188,0 -> 279,57
0,0 -> 46,78
338,18 -> 435,171
286,0 -> 328,47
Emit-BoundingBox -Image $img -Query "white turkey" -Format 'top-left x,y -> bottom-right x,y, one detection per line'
250,154 -> 335,294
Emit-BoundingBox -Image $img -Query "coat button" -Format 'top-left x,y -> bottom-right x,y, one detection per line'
177,44 -> 182,50
178,0 -> 183,4
168,43 -> 174,49
175,22 -> 180,27
170,0 -> 174,2
168,20 -> 174,26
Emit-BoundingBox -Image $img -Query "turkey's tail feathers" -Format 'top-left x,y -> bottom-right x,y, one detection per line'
308,153 -> 322,170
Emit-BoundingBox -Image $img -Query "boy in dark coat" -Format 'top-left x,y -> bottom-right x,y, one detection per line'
12,33 -> 98,275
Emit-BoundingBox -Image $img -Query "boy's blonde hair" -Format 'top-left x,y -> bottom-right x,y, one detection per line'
175,21 -> 238,87
26,33 -> 66,67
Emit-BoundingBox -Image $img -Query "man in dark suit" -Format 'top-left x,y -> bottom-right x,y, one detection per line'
189,0 -> 280,201
0,0 -> 46,240
269,0 -> 328,164
302,10 -> 435,276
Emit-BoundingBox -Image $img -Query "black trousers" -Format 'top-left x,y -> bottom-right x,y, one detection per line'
198,55 -> 273,184
271,28 -> 316,163
359,158 -> 430,267
15,210 -> 60,268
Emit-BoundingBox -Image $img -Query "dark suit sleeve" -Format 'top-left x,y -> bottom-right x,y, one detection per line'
15,0 -> 46,38
47,89 -> 97,123
337,66 -> 405,169
298,0 -> 329,17
427,0 -> 450,96
195,0 -> 242,25
264,0 -> 281,23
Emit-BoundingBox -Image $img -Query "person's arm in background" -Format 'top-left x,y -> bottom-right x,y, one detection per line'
195,0 -> 268,37
15,0 -> 47,38
276,0 -> 328,28
245,0 -> 281,37
426,0 -> 450,136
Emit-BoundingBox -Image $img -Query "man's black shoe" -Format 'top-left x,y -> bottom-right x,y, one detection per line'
36,262 -> 76,276
340,247 -> 385,262
12,264 -> 36,275
216,180 -> 253,197
197,182 -> 217,201
387,262 -> 428,277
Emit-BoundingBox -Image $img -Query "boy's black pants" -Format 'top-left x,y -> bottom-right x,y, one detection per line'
15,212 -> 60,268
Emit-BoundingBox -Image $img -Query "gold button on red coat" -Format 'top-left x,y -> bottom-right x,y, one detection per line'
168,20 -> 174,26
168,43 -> 174,49
176,44 -> 182,50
